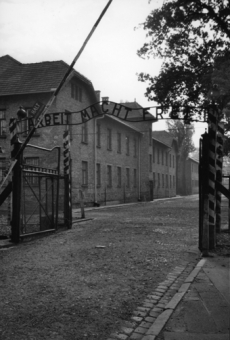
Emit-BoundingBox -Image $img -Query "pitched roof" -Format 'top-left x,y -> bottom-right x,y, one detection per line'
152,130 -> 177,149
0,55 -> 93,96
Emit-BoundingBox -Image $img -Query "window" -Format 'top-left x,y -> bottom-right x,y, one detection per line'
157,148 -> 160,164
107,128 -> 112,150
169,154 -> 171,167
107,165 -> 112,187
96,163 -> 101,187
170,175 -> 172,188
153,172 -> 155,188
162,150 -> 164,165
96,122 -> 101,147
173,176 -> 175,188
126,136 -> 129,155
82,161 -> 88,186
117,166 -> 121,188
152,146 -> 155,163
162,174 -> 164,188
173,155 -> 175,168
117,132 -> 121,153
24,157 -> 39,186
158,173 -> 160,188
0,158 -> 6,183
0,111 -> 6,136
82,123 -> 88,144
134,138 -> 137,157
149,128 -> 152,145
134,169 -> 137,188
126,168 -> 130,188
166,174 -> 168,188
149,154 -> 152,172
71,82 -> 82,102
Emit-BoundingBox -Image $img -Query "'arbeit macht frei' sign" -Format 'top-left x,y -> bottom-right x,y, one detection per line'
19,101 -> 210,133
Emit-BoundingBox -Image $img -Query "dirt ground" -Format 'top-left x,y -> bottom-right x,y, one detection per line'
0,196 -> 201,340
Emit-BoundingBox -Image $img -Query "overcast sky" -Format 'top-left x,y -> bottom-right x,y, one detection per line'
0,0 -> 206,146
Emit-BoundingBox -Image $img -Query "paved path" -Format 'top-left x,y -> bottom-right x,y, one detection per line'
106,255 -> 229,340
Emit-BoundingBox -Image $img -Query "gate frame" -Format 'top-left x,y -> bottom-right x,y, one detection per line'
11,139 -> 65,243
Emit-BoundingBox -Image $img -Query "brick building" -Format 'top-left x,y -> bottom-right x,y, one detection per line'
177,150 -> 199,195
0,55 -> 158,207
151,131 -> 178,199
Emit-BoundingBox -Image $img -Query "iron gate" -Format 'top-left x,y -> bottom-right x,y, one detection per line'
11,141 -> 66,242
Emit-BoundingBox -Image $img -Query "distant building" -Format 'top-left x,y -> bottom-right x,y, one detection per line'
151,131 -> 178,199
177,149 -> 199,195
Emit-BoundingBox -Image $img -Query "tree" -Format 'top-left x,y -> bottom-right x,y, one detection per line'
167,119 -> 196,195
137,0 -> 230,111
166,120 -> 196,160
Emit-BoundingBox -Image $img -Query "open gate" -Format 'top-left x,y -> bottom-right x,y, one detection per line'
11,140 -> 67,242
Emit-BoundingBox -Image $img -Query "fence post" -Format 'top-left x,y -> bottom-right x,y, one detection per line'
11,140 -> 22,243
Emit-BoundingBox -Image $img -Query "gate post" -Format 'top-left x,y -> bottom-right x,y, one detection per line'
216,122 -> 224,233
63,129 -> 72,229
11,140 -> 22,243
208,105 -> 218,249
200,133 -> 210,254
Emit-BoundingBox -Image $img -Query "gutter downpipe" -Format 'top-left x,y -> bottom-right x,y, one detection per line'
94,115 -> 105,204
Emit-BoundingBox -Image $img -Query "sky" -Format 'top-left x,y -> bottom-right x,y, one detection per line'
0,0 -> 206,146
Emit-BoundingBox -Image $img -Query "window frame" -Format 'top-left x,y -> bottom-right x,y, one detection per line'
126,167 -> 130,188
126,135 -> 130,156
107,128 -> 112,151
107,165 -> 112,188
82,123 -> 88,144
82,161 -> 88,187
96,163 -> 101,187
117,166 -> 122,188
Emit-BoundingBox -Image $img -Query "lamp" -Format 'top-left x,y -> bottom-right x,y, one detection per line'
17,106 -> 27,119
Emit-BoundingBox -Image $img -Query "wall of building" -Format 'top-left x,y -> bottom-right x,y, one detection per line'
150,140 -> 177,199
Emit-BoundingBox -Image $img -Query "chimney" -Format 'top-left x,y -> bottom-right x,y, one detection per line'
95,90 -> 101,101
102,96 -> 109,102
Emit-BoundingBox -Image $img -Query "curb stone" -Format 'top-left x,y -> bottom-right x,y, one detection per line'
107,258 -> 206,340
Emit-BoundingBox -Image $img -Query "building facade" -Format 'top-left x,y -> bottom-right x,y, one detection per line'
0,55 -> 156,207
150,131 -> 178,199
